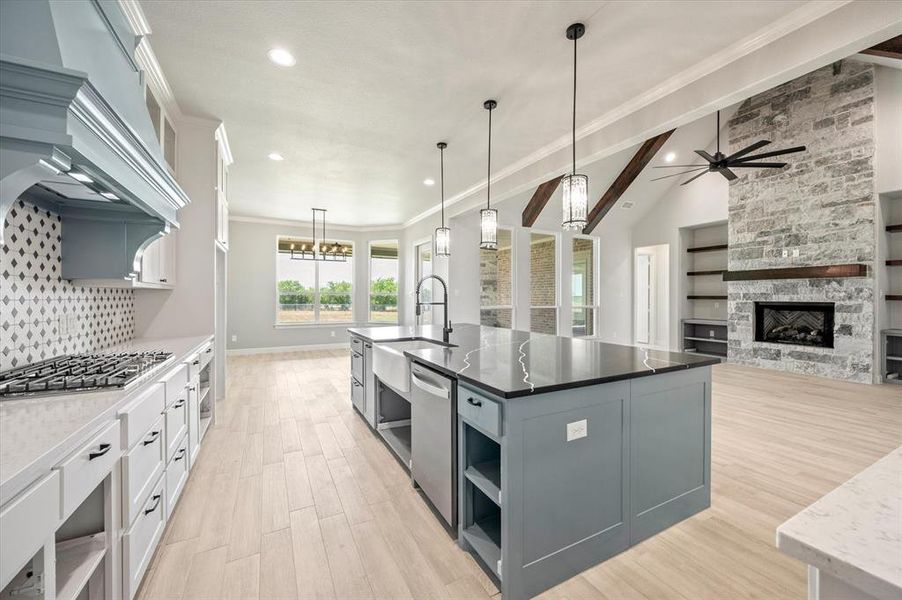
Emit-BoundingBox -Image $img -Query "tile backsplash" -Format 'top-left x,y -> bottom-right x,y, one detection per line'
1,200 -> 135,370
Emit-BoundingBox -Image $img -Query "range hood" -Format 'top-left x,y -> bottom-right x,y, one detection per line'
0,0 -> 188,280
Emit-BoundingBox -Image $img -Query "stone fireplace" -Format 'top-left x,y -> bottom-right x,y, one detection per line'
754,302 -> 835,349
726,60 -> 876,383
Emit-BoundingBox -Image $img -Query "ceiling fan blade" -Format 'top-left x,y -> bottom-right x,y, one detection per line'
732,145 -> 806,162
680,171 -> 709,186
695,150 -> 716,163
725,139 -> 770,161
719,168 -> 738,181
730,162 -> 787,168
651,164 -> 707,169
650,167 -> 708,182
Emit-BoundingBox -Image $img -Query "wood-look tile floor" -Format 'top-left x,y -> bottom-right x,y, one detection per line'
137,351 -> 902,600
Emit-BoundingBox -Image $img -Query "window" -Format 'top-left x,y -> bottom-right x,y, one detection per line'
276,236 -> 353,324
480,228 -> 513,328
369,241 -> 399,323
415,241 -> 434,325
530,232 -> 558,334
571,237 -> 597,336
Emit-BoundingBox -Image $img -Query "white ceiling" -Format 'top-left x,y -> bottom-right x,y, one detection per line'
141,0 -> 810,226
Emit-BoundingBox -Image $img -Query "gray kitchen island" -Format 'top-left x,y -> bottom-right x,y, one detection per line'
348,324 -> 718,600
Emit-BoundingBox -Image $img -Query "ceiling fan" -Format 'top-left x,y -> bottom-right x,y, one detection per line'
652,110 -> 806,186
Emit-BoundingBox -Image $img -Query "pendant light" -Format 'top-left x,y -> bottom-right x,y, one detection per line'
561,23 -> 588,231
480,99 -> 498,250
434,142 -> 451,256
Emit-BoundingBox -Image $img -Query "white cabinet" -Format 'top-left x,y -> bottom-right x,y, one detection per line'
138,234 -> 176,287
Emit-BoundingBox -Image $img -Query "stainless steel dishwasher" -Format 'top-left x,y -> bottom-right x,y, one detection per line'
410,362 -> 458,529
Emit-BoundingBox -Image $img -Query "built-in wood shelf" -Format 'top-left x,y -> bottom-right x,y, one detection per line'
886,223 -> 902,232
687,243 -> 728,253
888,295 -> 902,301
688,295 -> 728,300
687,270 -> 725,277
723,264 -> 867,282
887,259 -> 902,266
684,336 -> 727,344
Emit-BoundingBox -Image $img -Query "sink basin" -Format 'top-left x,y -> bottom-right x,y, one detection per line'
372,340 -> 443,394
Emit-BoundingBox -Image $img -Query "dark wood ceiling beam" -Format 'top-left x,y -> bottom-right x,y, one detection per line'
860,35 -> 902,60
582,129 -> 674,234
521,174 -> 565,227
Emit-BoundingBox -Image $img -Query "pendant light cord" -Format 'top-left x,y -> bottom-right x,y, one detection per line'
572,32 -> 577,176
487,106 -> 492,210
440,144 -> 445,227
716,110 -> 720,155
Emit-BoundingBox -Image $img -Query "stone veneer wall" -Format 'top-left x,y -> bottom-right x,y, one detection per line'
530,237 -> 557,334
1,200 -> 136,369
727,60 -> 876,383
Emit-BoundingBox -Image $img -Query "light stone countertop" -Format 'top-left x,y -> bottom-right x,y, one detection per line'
777,446 -> 902,600
0,334 -> 212,506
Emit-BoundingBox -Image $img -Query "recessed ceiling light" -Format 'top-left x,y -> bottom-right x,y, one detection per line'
69,171 -> 93,184
664,152 -> 676,163
423,178 -> 435,186
100,192 -> 120,200
267,48 -> 295,67
268,152 -> 284,161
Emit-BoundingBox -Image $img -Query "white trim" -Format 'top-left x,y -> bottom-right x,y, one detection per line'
231,213 -> 402,232
400,0 -> 853,230
228,342 -> 347,356
117,0 -> 152,36
214,123 -> 234,166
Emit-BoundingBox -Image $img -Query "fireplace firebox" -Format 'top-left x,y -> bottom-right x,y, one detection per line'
754,302 -> 835,348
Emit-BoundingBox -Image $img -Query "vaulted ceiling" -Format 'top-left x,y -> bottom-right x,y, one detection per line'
141,0 -> 813,226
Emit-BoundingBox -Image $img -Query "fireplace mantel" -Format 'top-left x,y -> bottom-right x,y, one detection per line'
723,264 -> 868,282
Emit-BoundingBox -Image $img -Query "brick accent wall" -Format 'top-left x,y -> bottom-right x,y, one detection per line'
726,60 -> 876,383
530,236 -> 557,334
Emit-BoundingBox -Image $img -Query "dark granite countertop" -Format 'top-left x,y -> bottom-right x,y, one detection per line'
348,324 -> 719,399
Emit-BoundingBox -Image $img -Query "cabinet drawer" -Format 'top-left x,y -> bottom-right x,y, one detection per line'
159,363 -> 188,407
458,386 -> 502,438
351,376 -> 364,413
122,475 -> 165,600
57,420 -> 121,520
164,392 -> 188,463
122,416 -> 165,527
350,336 -> 363,354
351,350 -> 364,383
119,383 -> 165,450
165,436 -> 189,519
0,472 -> 60,590
185,352 -> 201,382
198,342 -> 214,369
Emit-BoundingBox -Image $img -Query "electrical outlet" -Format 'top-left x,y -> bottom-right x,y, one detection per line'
330,330 -> 336,337
231,335 -> 237,342
793,248 -> 800,258
714,302 -> 720,309
709,329 -> 715,338
782,249 -> 788,257
566,419 -> 588,442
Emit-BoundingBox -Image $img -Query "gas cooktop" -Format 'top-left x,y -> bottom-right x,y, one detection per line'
0,351 -> 173,398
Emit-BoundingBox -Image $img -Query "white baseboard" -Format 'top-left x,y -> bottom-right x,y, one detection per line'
228,342 -> 348,356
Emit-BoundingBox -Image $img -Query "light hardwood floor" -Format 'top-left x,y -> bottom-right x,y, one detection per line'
137,351 -> 902,600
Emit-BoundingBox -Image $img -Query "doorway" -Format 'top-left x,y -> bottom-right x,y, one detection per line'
634,244 -> 670,349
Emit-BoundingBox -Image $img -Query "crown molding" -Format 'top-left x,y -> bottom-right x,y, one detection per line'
214,123 -> 234,166
118,0 -> 151,36
402,0 -> 852,229
230,213 -> 402,233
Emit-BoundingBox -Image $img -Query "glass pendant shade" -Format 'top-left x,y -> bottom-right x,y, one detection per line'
479,208 -> 498,250
434,226 -> 451,257
561,173 -> 588,231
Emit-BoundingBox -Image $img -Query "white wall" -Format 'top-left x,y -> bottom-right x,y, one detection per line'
634,244 -> 670,349
630,174 -> 728,350
227,218 -> 403,350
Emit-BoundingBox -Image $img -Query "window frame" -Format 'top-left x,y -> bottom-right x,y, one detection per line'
528,229 -> 562,335
274,235 -> 355,327
367,239 -> 400,324
570,234 -> 600,337
479,227 -> 516,329
413,238 -> 434,325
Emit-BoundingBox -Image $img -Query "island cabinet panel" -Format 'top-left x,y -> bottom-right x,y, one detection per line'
502,381 -> 631,600
629,369 -> 711,545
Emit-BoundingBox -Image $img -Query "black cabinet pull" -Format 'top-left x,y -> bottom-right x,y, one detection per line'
467,397 -> 482,407
173,399 -> 186,408
143,430 -> 161,446
159,278 -> 168,283
174,448 -> 186,462
205,348 -> 213,353
89,443 -> 111,460
144,494 -> 162,515
192,360 -> 200,366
